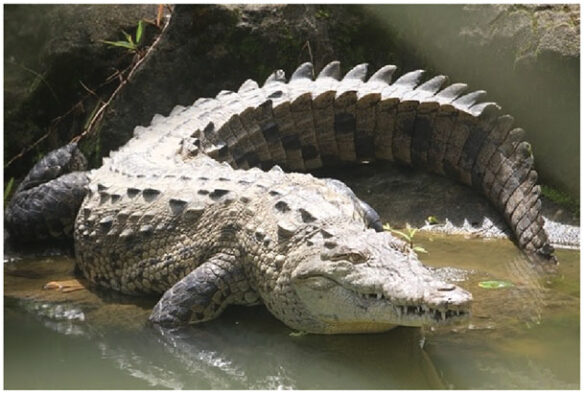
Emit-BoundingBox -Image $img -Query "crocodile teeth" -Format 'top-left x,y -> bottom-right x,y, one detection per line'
441,311 -> 446,320
376,293 -> 382,300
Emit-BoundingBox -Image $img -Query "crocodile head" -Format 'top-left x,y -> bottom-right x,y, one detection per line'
282,227 -> 472,334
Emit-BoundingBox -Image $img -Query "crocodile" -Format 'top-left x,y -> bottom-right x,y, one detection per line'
5,61 -> 556,333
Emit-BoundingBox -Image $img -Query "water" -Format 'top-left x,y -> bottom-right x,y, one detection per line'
3,238 -> 579,389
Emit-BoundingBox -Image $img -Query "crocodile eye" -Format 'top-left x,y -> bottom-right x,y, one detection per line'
331,252 -> 367,264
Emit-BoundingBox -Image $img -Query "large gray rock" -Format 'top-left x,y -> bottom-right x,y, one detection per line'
4,5 -> 159,181
364,4 -> 580,197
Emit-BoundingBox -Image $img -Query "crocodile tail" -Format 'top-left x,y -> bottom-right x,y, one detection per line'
180,62 -> 554,263
5,143 -> 89,243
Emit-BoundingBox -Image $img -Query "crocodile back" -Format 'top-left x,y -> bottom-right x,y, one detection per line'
104,61 -> 554,263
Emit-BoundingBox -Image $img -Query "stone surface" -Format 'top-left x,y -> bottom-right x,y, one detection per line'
4,5 -> 159,182
363,4 -> 579,197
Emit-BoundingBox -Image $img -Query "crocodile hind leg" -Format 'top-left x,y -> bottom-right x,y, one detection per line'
5,143 -> 89,243
149,254 -> 257,326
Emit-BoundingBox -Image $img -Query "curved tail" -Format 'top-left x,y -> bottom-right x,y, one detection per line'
5,143 -> 89,243
152,61 -> 554,263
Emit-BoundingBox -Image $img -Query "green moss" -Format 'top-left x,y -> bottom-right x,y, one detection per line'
541,184 -> 579,216
316,8 -> 330,20
4,177 -> 15,203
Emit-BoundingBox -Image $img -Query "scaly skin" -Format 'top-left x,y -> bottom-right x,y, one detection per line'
6,61 -> 557,332
77,154 -> 471,333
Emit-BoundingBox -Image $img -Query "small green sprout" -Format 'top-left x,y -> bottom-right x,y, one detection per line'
427,215 -> 439,225
103,20 -> 145,53
4,177 -> 15,203
383,223 -> 428,254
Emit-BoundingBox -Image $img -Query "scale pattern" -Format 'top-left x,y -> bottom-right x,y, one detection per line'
101,61 -> 553,261
6,61 -> 555,332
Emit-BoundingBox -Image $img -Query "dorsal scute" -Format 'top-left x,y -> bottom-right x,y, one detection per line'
263,69 -> 287,86
453,90 -> 487,109
435,83 -> 468,103
290,62 -> 314,81
216,89 -> 236,99
392,69 -> 425,89
416,75 -> 448,94
403,75 -> 448,101
169,105 -> 186,116
470,102 -> 501,118
342,63 -> 369,81
382,69 -> 425,98
367,64 -> 397,85
238,79 -> 259,93
317,61 -> 341,80
149,113 -> 167,127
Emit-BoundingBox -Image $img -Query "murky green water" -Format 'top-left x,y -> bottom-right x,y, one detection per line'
3,237 -> 579,389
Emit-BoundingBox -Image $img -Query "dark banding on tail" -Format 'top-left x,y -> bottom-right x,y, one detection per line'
5,143 -> 89,243
190,62 -> 555,263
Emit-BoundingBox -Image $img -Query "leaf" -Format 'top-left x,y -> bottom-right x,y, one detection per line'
478,280 -> 514,289
390,229 -> 411,242
136,20 -> 144,44
4,177 -> 15,202
427,215 -> 439,225
102,40 -> 137,50
121,30 -> 134,45
407,227 -> 418,239
413,246 -> 428,254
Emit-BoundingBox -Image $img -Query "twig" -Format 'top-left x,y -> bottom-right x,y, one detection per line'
79,80 -> 103,102
72,11 -> 172,144
4,127 -> 54,168
301,40 -> 315,78
4,101 -> 86,168
156,4 -> 164,27
4,10 -> 173,169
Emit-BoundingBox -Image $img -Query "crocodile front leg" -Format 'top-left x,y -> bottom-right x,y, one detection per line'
149,253 -> 257,326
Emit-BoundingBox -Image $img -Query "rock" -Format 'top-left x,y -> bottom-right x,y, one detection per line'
4,5 -> 159,182
461,5 -> 580,198
363,4 -> 579,197
460,5 -> 579,64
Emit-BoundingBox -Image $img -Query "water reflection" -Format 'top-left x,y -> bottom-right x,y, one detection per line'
4,243 -> 579,389
5,299 -> 444,389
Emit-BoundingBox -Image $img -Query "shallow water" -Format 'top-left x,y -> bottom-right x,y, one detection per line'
3,237 -> 579,389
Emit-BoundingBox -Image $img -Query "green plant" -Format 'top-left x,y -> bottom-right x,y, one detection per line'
383,223 -> 428,254
103,20 -> 145,53
4,177 -> 15,203
426,215 -> 439,225
541,185 -> 579,216
316,8 -> 330,20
